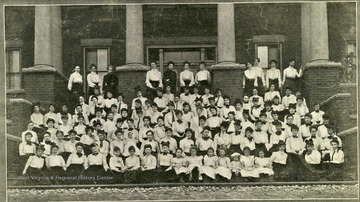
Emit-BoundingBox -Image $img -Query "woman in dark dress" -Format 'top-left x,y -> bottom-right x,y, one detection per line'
163,61 -> 177,94
102,65 -> 118,99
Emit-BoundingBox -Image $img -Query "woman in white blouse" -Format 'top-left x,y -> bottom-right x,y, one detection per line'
266,60 -> 282,91
282,59 -> 302,94
179,61 -> 195,93
195,61 -> 211,95
264,84 -> 281,102
145,61 -> 163,101
87,64 -> 101,96
67,66 -> 83,95
253,58 -> 265,96
243,62 -> 257,97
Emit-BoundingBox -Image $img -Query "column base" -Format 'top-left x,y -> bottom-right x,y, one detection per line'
209,62 -> 246,101
115,64 -> 150,105
22,65 -> 68,108
302,61 -> 342,108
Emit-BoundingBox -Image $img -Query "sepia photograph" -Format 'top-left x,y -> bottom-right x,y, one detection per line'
3,0 -> 359,201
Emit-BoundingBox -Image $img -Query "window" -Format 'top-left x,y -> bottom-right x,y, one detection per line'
6,49 -> 21,89
253,35 -> 284,72
347,42 -> 356,54
83,47 -> 110,94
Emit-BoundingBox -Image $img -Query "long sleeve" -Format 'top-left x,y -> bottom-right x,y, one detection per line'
61,156 -> 66,170
65,154 -> 73,167
179,72 -> 185,87
102,155 -> 109,171
87,74 -> 95,87
19,143 -> 24,156
68,74 -> 74,91
285,139 -> 293,154
22,156 -> 33,174
158,74 -> 163,88
145,71 -> 152,88
265,71 -> 269,88
189,72 -> 195,86
278,70 -> 282,87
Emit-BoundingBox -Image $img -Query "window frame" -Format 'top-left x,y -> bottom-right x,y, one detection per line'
5,40 -> 23,90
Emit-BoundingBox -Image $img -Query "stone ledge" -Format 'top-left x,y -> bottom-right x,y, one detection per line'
22,65 -> 68,80
115,65 -> 150,72
303,61 -> 341,71
339,83 -> 357,88
7,98 -> 33,106
7,134 -> 22,142
6,89 -> 25,95
337,127 -> 357,138
210,62 -> 246,70
319,93 -> 351,106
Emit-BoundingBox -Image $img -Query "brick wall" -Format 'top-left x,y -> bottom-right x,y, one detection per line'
6,98 -> 32,137
115,65 -> 149,107
22,65 -> 69,110
338,83 -> 357,115
302,62 -> 342,109
210,64 -> 246,102
320,93 -> 352,132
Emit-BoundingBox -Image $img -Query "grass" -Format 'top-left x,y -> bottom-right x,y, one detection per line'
7,184 -> 359,201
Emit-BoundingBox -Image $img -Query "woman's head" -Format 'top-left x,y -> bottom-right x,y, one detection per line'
175,148 -> 183,157
183,61 -> 190,70
269,59 -> 277,69
90,64 -> 97,72
207,147 -> 215,156
75,143 -> 84,153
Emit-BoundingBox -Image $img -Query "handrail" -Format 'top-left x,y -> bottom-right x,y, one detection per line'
337,127 -> 358,138
7,134 -> 22,142
319,93 -> 351,107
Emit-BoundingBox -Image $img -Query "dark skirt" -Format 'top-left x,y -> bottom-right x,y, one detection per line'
66,164 -> 84,184
138,169 -> 156,183
256,77 -> 265,96
88,82 -> 99,96
244,78 -> 255,96
25,166 -> 51,185
268,78 -> 280,91
198,80 -> 210,95
111,169 -> 124,184
123,170 -> 140,184
181,80 -> 192,93
210,127 -> 220,139
83,144 -> 92,156
157,165 -> 177,182
49,166 -> 65,185
60,152 -> 72,162
71,82 -> 84,96
198,150 -> 207,157
283,77 -> 297,94
272,162 -> 288,181
82,165 -> 106,184
147,80 -> 160,101
228,144 -> 241,155
173,134 -> 184,147
255,143 -> 269,156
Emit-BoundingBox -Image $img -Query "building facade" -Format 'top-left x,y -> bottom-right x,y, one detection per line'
5,2 -> 357,136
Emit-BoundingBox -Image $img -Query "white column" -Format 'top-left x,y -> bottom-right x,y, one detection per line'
34,6 -> 52,66
310,2 -> 329,61
126,5 -> 144,65
51,6 -> 63,72
301,2 -> 329,64
217,3 -> 236,64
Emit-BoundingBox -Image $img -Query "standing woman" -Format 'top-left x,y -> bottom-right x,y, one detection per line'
195,61 -> 211,95
163,61 -> 177,94
179,61 -> 195,93
87,64 -> 101,96
253,58 -> 265,96
266,60 -> 282,91
145,61 -> 163,101
68,66 -> 83,96
243,62 -> 257,97
282,59 -> 302,94
102,65 -> 118,99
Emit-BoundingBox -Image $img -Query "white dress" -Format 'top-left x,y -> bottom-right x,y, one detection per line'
171,157 -> 189,174
255,157 -> 274,175
202,155 -> 218,179
240,155 -> 259,178
186,156 -> 203,174
231,161 -> 242,174
216,157 -> 232,180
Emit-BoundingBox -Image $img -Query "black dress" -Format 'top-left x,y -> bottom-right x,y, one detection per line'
103,73 -> 119,98
163,69 -> 177,94
244,71 -> 256,96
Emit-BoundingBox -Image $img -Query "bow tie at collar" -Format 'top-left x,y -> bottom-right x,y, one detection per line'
255,129 -> 262,132
275,131 -> 282,135
177,120 -> 183,124
93,153 -> 99,156
26,141 -> 32,145
76,152 -> 83,157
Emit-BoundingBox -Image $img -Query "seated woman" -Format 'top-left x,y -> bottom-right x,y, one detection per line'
302,140 -> 323,181
270,140 -> 288,181
22,145 -> 50,185
109,146 -> 125,184
45,145 -> 66,185
230,152 -> 242,182
186,146 -> 203,182
140,144 -> 157,183
216,146 -> 232,182
124,146 -> 141,183
322,139 -> 344,180
264,84 -> 281,103
255,150 -> 274,180
240,146 -> 259,181
157,141 -> 176,182
202,147 -> 218,182
83,144 -> 109,184
171,148 -> 189,182
65,142 -> 86,184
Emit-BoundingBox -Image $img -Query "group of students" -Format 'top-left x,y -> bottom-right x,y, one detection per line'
18,60 -> 345,185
